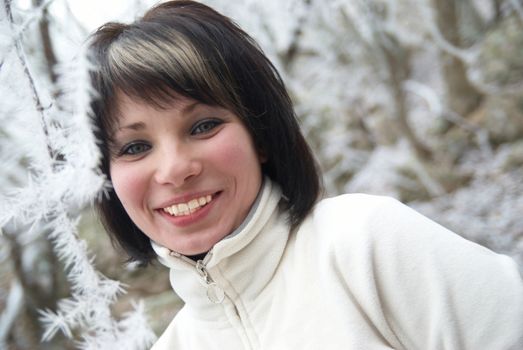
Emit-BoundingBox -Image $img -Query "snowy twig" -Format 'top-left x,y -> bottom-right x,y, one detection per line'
419,2 -> 523,96
507,0 -> 523,24
0,0 -> 55,69
2,1 -> 155,348
466,67 -> 523,96
402,80 -> 443,117
78,301 -> 157,350
403,80 -> 476,133
403,80 -> 494,157
0,279 -> 24,347
409,155 -> 445,197
279,0 -> 312,69
5,0 -> 57,164
419,2 -> 480,64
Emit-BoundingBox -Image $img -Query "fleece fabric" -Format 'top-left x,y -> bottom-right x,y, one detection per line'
151,179 -> 523,350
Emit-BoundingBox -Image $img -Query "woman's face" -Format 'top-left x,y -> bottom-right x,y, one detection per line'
109,93 -> 263,255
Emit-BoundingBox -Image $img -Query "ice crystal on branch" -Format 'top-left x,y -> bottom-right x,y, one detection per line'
0,1 -> 155,348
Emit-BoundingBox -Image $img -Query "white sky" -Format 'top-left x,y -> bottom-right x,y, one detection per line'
17,0 -> 154,31
65,0 -> 137,30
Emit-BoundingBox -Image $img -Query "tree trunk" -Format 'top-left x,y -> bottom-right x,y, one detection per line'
3,233 -> 42,349
493,0 -> 503,20
279,0 -> 312,71
432,0 -> 483,118
33,0 -> 57,84
379,33 -> 433,161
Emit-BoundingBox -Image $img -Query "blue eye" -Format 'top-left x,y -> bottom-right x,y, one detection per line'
120,142 -> 151,156
191,119 -> 223,135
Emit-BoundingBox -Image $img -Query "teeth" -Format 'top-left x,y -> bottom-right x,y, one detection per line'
162,195 -> 213,217
188,199 -> 199,210
178,203 -> 189,212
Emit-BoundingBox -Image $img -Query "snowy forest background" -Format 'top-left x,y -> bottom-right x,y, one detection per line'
1,0 -> 523,348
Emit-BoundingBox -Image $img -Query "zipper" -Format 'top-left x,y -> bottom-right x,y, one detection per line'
168,249 -> 225,304
168,249 -> 253,347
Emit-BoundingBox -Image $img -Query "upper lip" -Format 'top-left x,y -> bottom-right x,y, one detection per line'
156,191 -> 218,209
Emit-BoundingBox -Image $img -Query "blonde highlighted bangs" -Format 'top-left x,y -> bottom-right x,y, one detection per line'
94,22 -> 242,135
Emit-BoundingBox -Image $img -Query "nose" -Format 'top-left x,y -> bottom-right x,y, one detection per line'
153,142 -> 202,187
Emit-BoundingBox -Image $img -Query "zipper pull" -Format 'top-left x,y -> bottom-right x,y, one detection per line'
195,260 -> 225,304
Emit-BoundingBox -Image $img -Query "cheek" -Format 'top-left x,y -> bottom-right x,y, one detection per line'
110,164 -> 146,208
211,133 -> 261,172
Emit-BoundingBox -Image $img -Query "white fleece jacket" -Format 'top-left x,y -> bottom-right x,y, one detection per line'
151,179 -> 523,350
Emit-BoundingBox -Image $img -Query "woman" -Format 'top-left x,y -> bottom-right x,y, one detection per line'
89,1 -> 523,349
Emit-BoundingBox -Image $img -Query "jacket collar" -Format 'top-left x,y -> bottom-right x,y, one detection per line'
151,178 -> 289,320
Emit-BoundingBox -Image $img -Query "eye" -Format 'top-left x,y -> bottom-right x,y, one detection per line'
119,141 -> 151,156
191,119 -> 223,135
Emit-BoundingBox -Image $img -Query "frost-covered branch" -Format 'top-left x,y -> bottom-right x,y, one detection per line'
33,0 -> 58,84
409,156 -> 445,197
403,80 -> 493,156
420,1 -> 480,64
0,280 -> 24,348
1,1 -> 156,348
467,67 -> 523,96
0,0 -> 55,68
279,0 -> 312,70
5,0 -> 56,163
507,0 -> 523,23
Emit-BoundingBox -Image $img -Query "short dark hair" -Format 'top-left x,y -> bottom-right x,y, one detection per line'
89,0 -> 322,265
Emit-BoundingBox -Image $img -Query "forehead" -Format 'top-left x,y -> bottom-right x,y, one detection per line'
112,91 -> 196,125
116,90 -> 194,112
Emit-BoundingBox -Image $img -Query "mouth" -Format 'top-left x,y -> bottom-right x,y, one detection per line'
162,193 -> 215,217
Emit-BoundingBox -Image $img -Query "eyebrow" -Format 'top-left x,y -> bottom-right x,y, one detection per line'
116,121 -> 146,132
182,100 -> 200,114
114,100 -> 201,133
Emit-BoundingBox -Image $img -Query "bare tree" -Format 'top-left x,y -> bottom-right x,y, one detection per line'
432,0 -> 484,118
32,0 -> 57,84
378,32 -> 433,161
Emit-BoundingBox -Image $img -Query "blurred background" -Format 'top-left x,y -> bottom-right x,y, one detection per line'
1,0 -> 523,348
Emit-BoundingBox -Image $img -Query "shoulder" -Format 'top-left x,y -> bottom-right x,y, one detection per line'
307,194 -> 523,348
313,193 -> 440,229
308,192 -> 498,267
313,193 -> 404,228
308,192 -> 523,306
310,193 -> 430,246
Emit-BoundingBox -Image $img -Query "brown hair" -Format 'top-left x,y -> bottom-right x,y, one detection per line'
89,0 -> 322,265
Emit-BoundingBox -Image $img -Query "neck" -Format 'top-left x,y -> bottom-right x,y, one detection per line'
186,252 -> 207,261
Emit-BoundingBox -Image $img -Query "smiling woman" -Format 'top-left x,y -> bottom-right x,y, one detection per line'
110,93 -> 263,256
87,1 -> 523,349
89,0 -> 320,264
